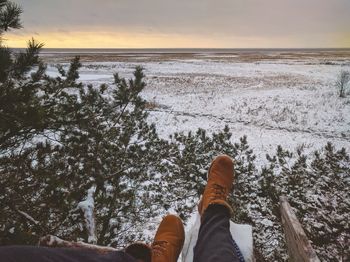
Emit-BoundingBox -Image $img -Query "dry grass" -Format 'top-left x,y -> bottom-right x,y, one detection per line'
40,50 -> 350,64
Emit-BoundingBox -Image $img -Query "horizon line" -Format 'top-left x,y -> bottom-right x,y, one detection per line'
11,47 -> 350,51
13,47 -> 350,49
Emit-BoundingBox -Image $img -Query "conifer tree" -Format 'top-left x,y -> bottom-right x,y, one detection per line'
0,59 -> 168,246
0,1 -> 167,246
0,0 -> 45,152
258,144 -> 350,261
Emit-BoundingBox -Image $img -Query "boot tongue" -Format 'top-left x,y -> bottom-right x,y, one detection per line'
125,243 -> 151,262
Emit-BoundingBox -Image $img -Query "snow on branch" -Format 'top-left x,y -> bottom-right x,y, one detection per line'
16,209 -> 39,225
78,185 -> 97,244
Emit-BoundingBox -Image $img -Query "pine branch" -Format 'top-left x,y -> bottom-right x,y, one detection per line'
12,38 -> 44,78
0,44 -> 11,82
65,56 -> 82,82
16,208 -> 39,225
0,0 -> 8,8
0,1 -> 22,32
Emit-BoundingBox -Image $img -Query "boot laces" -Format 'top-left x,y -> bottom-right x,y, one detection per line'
152,240 -> 169,257
210,184 -> 226,200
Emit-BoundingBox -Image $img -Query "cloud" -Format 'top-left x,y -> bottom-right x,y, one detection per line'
11,0 -> 350,47
56,29 -> 70,34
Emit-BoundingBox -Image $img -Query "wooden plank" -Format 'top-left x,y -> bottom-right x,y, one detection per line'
39,235 -> 152,261
38,235 -> 117,254
280,196 -> 320,262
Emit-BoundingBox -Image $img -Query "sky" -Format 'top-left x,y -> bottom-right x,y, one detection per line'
4,0 -> 350,48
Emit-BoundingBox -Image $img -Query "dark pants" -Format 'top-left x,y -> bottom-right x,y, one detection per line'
194,204 -> 245,262
0,245 -> 137,262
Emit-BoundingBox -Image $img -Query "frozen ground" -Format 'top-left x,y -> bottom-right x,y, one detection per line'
40,50 -> 350,260
44,50 -> 350,167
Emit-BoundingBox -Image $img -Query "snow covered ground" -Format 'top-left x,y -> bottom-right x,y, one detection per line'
41,50 -> 350,260
44,50 -> 350,167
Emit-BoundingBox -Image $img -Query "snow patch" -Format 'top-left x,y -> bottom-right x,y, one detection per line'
78,186 -> 97,244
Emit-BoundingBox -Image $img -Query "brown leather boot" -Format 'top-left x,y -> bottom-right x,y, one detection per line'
198,155 -> 234,216
151,214 -> 185,262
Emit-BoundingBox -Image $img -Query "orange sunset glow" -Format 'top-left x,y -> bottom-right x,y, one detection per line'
6,30 -> 350,49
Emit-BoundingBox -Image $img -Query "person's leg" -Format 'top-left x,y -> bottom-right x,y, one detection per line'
193,204 -> 244,262
0,245 -> 138,262
193,155 -> 244,262
0,217 -> 184,262
125,242 -> 151,262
